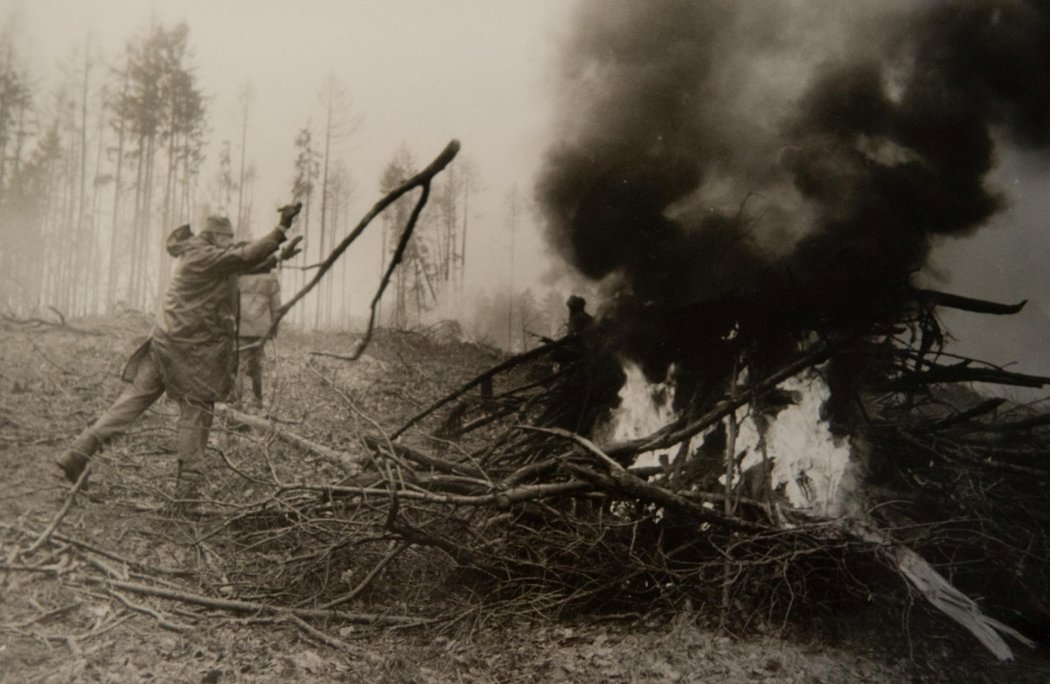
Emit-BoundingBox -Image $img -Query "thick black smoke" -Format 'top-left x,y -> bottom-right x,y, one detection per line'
538,0 -> 1050,382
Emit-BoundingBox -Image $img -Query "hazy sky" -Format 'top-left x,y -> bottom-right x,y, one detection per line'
7,0 -> 1050,376
924,148 -> 1050,380
8,0 -> 577,301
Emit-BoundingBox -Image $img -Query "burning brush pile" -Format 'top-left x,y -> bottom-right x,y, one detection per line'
302,284 -> 1045,661
518,0 -> 1050,657
256,0 -> 1050,659
217,282 -> 1050,662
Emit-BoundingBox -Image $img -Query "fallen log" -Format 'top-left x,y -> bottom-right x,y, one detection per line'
216,404 -> 365,474
218,404 -> 488,480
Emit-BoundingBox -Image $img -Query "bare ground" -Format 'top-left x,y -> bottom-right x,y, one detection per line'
1,317 -> 1047,683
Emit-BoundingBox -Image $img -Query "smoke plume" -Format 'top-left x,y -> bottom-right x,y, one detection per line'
538,0 -> 1050,375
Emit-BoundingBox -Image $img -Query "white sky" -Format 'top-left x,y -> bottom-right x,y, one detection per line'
8,0 -> 579,303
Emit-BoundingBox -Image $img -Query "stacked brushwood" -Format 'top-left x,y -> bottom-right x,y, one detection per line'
209,287 -> 1049,659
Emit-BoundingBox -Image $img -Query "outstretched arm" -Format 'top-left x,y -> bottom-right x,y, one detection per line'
200,203 -> 303,276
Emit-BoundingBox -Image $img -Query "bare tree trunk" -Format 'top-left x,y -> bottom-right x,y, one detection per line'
300,191 -> 313,328
41,150 -> 61,311
11,100 -> 30,311
334,188 -> 347,326
106,75 -> 128,312
236,84 -> 252,236
140,134 -> 157,311
179,134 -> 190,221
12,97 -> 27,183
459,176 -> 469,292
88,88 -> 106,315
326,210 -> 335,325
506,188 -> 517,350
395,262 -> 406,329
128,137 -> 146,309
0,112 -> 7,205
377,222 -> 386,326
75,44 -> 91,316
60,113 -> 78,315
156,106 -> 178,302
316,97 -> 332,329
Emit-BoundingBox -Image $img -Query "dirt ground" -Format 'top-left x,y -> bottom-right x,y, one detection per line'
1,317 -> 1048,683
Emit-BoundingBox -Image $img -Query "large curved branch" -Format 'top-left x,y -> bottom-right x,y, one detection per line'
267,139 -> 461,339
912,288 -> 1027,315
348,179 -> 432,361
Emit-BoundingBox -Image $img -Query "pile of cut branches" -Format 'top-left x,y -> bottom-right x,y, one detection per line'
172,286 -> 1048,661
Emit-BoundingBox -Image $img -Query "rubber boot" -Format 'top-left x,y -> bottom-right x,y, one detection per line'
168,400 -> 212,514
55,432 -> 99,485
169,458 -> 204,515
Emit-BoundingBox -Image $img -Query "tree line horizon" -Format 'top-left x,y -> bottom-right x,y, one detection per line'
0,18 -> 571,351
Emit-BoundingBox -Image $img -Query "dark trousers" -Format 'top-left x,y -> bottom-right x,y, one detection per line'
237,336 -> 265,403
68,354 -> 213,475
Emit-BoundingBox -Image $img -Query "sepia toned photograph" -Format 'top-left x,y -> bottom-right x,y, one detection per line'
2,1 -> 1050,681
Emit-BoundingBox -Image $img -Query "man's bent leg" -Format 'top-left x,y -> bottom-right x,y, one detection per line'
248,344 -> 264,403
234,338 -> 248,405
56,358 -> 165,483
243,338 -> 264,405
174,399 -> 214,500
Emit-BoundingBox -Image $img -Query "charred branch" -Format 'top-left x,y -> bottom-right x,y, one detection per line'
929,398 -> 1008,431
880,362 -> 1050,391
606,333 -> 851,461
912,288 -> 1028,315
392,338 -> 567,439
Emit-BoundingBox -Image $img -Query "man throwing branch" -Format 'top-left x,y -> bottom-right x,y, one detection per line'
55,202 -> 303,501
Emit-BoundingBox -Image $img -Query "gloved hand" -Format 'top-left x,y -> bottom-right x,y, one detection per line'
278,201 -> 303,228
279,235 -> 304,261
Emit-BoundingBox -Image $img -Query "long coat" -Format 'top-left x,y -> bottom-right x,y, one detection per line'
238,271 -> 281,338
123,229 -> 286,403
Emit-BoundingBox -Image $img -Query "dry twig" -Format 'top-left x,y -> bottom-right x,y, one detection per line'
23,464 -> 91,556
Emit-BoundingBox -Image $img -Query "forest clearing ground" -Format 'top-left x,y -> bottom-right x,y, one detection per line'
0,318 -> 1045,683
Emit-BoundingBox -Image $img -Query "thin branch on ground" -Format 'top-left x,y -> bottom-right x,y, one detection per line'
107,589 -> 194,633
23,465 -> 91,557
